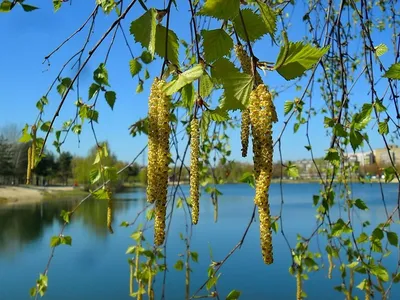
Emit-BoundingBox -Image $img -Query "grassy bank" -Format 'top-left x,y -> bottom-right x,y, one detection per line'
43,189 -> 88,200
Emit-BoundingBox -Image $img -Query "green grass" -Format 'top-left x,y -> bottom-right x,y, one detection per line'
43,189 -> 88,200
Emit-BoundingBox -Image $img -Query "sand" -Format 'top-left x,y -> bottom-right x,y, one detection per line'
0,186 -> 75,206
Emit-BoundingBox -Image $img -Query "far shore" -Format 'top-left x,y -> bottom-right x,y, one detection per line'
0,185 -> 84,206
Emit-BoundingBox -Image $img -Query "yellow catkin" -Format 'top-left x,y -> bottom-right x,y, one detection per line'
296,270 -> 302,300
249,84 -> 277,265
153,78 -> 170,246
106,188 -> 113,234
190,118 -> 200,225
241,109 -> 250,157
147,78 -> 162,204
328,253 -> 333,279
234,44 -> 263,158
234,44 -> 263,85
365,281 -> 371,300
31,125 -> 37,170
26,146 -> 32,185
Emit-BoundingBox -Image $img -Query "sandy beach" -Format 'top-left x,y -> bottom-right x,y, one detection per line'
0,185 -> 75,206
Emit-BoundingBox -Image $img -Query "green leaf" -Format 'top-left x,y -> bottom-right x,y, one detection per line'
256,0 -> 277,40
60,210 -> 71,223
130,231 -> 143,242
163,64 -> 204,95
200,72 -> 214,98
354,199 -> 368,210
50,236 -> 61,248
105,91 -> 116,110
393,273 -> 400,283
146,208 -> 155,221
198,0 -> 240,20
271,220 -> 279,233
313,195 -> 319,206
174,260 -> 184,271
21,4 -> 39,12
209,107 -> 229,122
0,1 -> 12,12
129,9 -> 157,57
93,63 -> 110,86
88,83 -> 100,100
120,221 -> 129,227
284,101 -> 294,115
324,148 -> 340,168
201,29 -> 233,62
61,236 -> 72,246
275,42 -> 330,80
57,77 -> 73,96
91,188 -> 108,200
53,0 -> 62,12
331,219 -> 352,237
136,81 -> 144,93
286,163 -> 299,178
350,129 -> 363,152
334,124 -> 347,138
226,290 -> 241,300
87,109 -> 99,123
384,166 -> 396,183
72,124 -> 82,134
190,251 -> 199,263
140,50 -> 153,64
155,24 -> 180,66
372,228 -> 384,240
40,122 -> 52,133
357,232 -> 369,243
383,63 -> 400,79
378,121 -> 389,135
212,59 -> 254,109
90,168 -> 101,184
129,59 -> 142,77
181,83 -> 195,111
240,172 -> 255,188
386,231 -> 398,246
371,264 -> 389,282
144,69 -> 150,80
206,274 -> 221,290
375,43 -> 388,57
233,9 -> 268,42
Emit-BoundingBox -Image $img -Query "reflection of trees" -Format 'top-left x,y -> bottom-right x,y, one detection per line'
0,202 -> 69,255
0,195 -> 143,254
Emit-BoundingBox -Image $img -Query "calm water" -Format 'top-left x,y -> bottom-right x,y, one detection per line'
0,183 -> 399,299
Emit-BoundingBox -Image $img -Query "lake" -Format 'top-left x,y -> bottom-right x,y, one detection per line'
0,183 -> 399,299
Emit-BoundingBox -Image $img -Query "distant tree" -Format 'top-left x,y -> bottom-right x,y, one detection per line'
34,152 -> 57,186
0,136 -> 14,182
58,152 -> 73,185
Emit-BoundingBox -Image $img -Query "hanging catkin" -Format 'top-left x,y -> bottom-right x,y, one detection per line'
249,84 -> 277,265
146,78 -> 161,204
296,269 -> 302,300
31,125 -> 37,170
26,146 -> 32,185
106,188 -> 113,234
153,78 -> 170,246
190,118 -> 200,224
328,253 -> 333,279
234,44 -> 263,158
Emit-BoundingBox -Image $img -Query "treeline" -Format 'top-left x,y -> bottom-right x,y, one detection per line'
0,134 -> 74,186
0,125 -> 142,189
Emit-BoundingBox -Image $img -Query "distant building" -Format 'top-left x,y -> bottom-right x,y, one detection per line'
373,145 -> 400,166
347,151 -> 375,166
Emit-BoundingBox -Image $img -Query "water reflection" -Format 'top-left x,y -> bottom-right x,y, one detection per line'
0,187 -> 147,254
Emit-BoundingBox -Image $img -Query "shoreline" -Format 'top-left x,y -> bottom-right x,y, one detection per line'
0,185 -> 84,206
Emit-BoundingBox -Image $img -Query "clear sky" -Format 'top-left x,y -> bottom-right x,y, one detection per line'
0,1 -> 397,164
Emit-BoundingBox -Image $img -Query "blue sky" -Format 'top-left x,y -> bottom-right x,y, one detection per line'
0,1 -> 397,164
